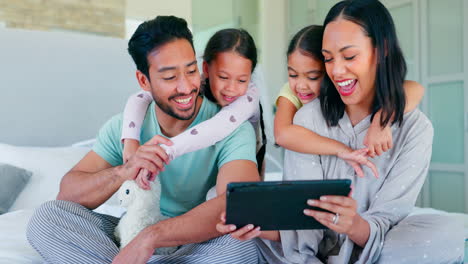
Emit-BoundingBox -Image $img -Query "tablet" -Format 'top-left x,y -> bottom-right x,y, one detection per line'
226,179 -> 352,230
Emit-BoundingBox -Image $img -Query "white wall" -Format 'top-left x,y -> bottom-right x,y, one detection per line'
126,0 -> 192,24
259,0 -> 288,105
125,0 -> 193,40
0,28 -> 137,146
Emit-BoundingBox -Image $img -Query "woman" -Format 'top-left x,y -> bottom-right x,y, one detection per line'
218,1 -> 464,263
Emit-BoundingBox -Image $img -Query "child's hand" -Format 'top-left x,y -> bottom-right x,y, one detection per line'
123,139 -> 140,163
338,148 -> 379,178
364,123 -> 393,158
135,168 -> 157,190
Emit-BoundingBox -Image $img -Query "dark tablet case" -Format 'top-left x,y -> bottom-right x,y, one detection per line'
226,179 -> 352,230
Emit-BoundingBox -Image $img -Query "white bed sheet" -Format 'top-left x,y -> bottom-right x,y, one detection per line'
0,203 -> 124,264
0,206 -> 466,264
0,209 -> 41,264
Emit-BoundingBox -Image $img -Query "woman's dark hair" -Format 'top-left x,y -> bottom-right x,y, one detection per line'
202,28 -> 257,102
128,16 -> 194,79
287,25 -> 324,62
320,0 -> 407,127
202,29 -> 265,173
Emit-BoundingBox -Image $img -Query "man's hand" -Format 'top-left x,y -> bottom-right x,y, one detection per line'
112,230 -> 155,264
117,135 -> 172,182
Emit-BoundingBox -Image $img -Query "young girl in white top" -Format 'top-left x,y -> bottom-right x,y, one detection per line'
122,28 -> 266,189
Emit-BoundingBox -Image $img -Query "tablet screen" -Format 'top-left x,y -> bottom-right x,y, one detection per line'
226,179 -> 352,230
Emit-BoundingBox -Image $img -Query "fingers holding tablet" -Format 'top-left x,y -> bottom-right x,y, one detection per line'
231,225 -> 262,241
303,195 -> 358,235
225,180 -> 352,231
216,212 -> 262,241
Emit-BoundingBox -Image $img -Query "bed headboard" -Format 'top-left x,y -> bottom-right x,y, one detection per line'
0,28 -> 139,147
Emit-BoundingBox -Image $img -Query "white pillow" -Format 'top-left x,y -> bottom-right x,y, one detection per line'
0,143 -> 92,211
0,143 -> 122,212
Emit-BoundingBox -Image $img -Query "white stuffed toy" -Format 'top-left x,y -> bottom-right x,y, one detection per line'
114,178 -> 177,255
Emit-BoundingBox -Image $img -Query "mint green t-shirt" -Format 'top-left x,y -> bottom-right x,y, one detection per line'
93,97 -> 256,217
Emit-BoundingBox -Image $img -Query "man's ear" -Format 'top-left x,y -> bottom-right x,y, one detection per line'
136,70 -> 151,92
202,61 -> 209,79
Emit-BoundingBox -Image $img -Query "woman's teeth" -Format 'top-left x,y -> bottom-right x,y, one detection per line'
337,79 -> 354,87
336,79 -> 357,96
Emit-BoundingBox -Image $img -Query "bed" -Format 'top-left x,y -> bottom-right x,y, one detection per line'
0,142 -> 466,263
0,26 -> 466,264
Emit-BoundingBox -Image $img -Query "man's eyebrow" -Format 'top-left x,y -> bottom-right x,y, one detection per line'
158,60 -> 197,72
158,66 -> 176,73
186,60 -> 197,67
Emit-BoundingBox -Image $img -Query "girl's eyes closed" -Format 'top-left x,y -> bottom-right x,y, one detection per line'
289,74 -> 319,80
218,75 -> 228,80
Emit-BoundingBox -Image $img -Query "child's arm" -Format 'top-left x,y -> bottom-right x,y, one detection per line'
162,82 -> 260,161
274,97 -> 377,178
275,97 -> 349,156
125,84 -> 260,190
121,91 -> 153,162
404,80 -> 425,112
364,80 -> 425,157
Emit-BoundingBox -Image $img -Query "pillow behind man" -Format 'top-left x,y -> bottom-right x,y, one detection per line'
0,163 -> 32,214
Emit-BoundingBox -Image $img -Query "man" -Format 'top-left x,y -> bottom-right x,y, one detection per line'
27,16 -> 260,264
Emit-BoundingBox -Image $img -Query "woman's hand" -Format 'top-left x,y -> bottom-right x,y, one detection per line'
337,148 -> 379,178
364,123 -> 393,158
304,195 -> 358,235
303,195 -> 370,247
216,212 -> 262,241
123,139 -> 140,163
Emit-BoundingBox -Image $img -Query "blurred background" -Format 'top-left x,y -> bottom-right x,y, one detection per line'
0,0 -> 466,214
